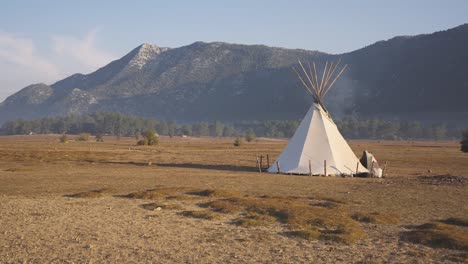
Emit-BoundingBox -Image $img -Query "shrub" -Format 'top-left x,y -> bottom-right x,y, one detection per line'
461,130 -> 468,153
233,137 -> 242,147
95,134 -> 104,142
136,129 -> 159,146
76,133 -> 90,141
59,134 -> 68,143
245,129 -> 256,142
143,129 -> 159,146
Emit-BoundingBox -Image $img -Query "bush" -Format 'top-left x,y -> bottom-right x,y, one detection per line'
136,129 -> 159,146
59,134 -> 68,143
461,130 -> 468,153
76,133 -> 90,141
245,129 -> 256,142
143,129 -> 159,146
95,134 -> 104,142
233,137 -> 242,147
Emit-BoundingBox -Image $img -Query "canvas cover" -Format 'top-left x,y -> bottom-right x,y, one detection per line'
359,150 -> 383,177
268,103 -> 368,176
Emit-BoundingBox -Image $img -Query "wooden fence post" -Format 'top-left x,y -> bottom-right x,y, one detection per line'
276,161 -> 281,174
309,160 -> 312,176
256,156 -> 262,173
355,161 -> 359,176
324,160 -> 327,176
370,161 -> 375,178
382,161 -> 388,177
260,155 -> 263,170
266,154 -> 270,168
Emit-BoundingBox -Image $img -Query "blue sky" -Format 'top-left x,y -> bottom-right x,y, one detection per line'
1,0 -> 467,101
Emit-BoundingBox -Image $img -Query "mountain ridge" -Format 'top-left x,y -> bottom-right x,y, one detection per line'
1,24 -> 467,125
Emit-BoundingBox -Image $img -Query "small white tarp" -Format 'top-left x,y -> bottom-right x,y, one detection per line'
268,103 -> 368,176
359,150 -> 383,178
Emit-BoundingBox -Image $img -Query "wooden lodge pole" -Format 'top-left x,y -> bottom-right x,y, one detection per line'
355,161 -> 359,176
309,160 -> 312,176
324,160 -> 327,176
382,161 -> 388,177
276,161 -> 281,174
256,156 -> 262,173
370,161 -> 375,178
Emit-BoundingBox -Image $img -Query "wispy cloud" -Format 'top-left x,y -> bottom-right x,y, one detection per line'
0,29 -> 117,102
51,28 -> 117,71
0,31 -> 61,79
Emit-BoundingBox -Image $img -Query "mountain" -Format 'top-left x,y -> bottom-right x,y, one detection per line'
1,24 -> 468,125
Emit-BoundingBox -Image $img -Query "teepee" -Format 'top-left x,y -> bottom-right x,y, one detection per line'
268,60 -> 368,176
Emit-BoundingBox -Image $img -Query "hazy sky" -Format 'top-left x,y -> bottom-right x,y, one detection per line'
1,0 -> 467,101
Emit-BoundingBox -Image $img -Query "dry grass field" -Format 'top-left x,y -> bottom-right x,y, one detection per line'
0,135 -> 467,263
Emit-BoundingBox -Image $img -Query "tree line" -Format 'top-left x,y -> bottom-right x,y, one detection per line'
0,112 -> 465,140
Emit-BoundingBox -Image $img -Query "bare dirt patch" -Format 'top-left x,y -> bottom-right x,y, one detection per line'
418,175 -> 467,185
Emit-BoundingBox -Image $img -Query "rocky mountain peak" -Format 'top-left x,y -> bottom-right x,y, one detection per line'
127,43 -> 170,69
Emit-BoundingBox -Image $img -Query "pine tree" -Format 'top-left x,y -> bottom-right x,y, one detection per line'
461,130 -> 468,153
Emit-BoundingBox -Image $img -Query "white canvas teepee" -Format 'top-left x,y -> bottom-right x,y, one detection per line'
268,60 -> 368,176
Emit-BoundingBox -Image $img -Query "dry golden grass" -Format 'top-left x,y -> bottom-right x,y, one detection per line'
401,220 -> 468,250
186,189 -> 245,198
0,135 -> 467,262
440,217 -> 468,227
202,195 -> 366,243
446,252 -> 468,263
180,210 -> 221,220
0,135 -> 466,226
66,188 -> 114,198
121,187 -> 193,200
234,212 -> 276,227
285,230 -> 321,240
165,194 -> 202,201
140,202 -> 183,211
351,212 -> 400,225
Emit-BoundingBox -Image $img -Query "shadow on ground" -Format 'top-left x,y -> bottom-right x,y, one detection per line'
157,163 -> 257,172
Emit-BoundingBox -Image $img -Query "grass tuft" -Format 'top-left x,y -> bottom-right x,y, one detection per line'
351,212 -> 400,225
308,195 -> 348,204
122,187 -> 191,200
165,195 -> 201,201
401,221 -> 468,250
439,217 -> 468,227
446,253 -> 468,263
140,203 -> 183,211
186,189 -> 244,198
314,201 -> 339,208
201,198 -> 245,213
286,230 -> 320,240
66,188 -> 114,198
202,195 -> 365,243
234,212 -> 276,227
180,210 -> 221,220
